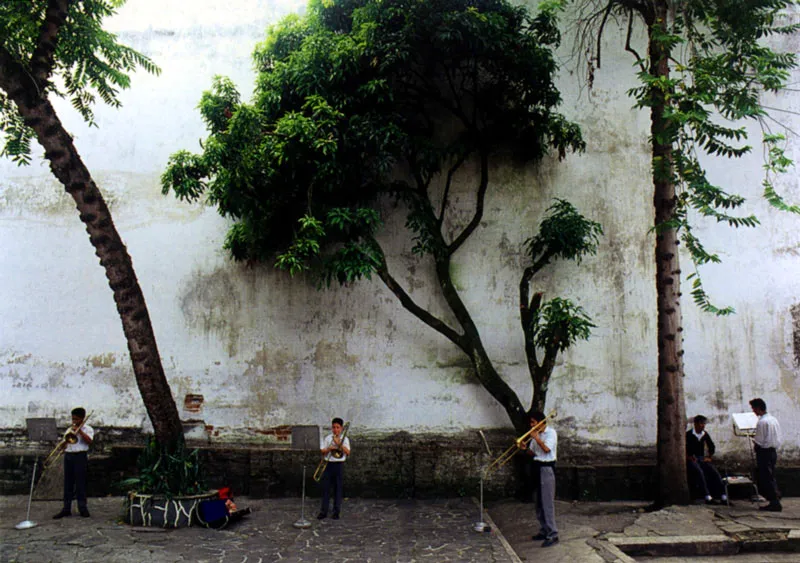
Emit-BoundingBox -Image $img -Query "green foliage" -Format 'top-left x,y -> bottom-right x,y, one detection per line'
117,437 -> 206,498
163,0 -> 583,285
522,199 -> 602,363
0,92 -> 33,164
526,198 -> 603,267
624,0 -> 798,314
531,297 -> 595,352
0,0 -> 160,163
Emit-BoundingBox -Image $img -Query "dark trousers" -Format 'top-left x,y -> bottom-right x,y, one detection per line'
532,463 -> 558,540
63,452 -> 88,511
320,462 -> 344,515
755,446 -> 780,504
687,459 -> 725,499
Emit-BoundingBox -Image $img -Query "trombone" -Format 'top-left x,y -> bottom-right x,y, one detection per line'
484,409 -> 556,474
42,412 -> 92,471
313,421 -> 350,482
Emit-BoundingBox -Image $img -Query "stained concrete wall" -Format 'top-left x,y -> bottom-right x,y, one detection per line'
1,1 -> 799,463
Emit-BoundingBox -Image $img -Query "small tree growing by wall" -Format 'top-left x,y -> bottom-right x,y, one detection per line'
163,0 -> 600,432
521,199 -> 602,412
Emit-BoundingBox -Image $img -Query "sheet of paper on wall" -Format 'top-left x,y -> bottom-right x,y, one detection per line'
731,412 -> 758,436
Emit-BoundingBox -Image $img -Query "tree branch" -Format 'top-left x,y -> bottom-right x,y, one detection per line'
448,149 -> 488,254
0,47 -> 36,102
437,151 -> 469,228
30,0 -> 73,90
375,261 -> 465,350
595,1 -> 613,69
625,9 -> 647,73
519,272 -> 542,370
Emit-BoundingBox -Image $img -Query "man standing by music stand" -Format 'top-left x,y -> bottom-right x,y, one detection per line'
750,398 -> 782,512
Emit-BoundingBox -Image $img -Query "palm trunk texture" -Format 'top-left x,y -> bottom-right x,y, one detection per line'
648,1 -> 690,507
0,51 -> 184,446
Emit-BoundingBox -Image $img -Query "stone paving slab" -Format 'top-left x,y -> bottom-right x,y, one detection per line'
0,496 -> 515,563
488,497 -> 800,562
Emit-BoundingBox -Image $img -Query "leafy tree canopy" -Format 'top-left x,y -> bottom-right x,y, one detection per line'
163,0 -> 584,285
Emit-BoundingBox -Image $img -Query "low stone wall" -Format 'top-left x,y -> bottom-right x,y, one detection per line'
2,427 -> 797,500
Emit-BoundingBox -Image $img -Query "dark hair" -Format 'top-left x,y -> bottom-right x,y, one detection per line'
332,417 -> 344,426
71,407 -> 86,418
530,411 -> 546,423
749,398 -> 767,412
694,415 -> 707,424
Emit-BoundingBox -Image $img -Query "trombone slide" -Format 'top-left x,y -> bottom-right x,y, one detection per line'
484,409 -> 556,474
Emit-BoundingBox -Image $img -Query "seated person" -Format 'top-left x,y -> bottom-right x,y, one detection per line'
686,415 -> 727,504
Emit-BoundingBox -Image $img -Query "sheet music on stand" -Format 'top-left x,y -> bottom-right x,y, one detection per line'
731,412 -> 758,437
728,412 -> 763,502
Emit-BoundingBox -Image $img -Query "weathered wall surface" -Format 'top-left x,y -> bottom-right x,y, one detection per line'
1,1 -> 798,464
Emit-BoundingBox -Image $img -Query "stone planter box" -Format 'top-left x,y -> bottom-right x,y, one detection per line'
125,490 -> 218,528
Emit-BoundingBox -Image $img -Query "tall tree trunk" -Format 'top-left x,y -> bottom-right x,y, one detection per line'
648,2 -> 689,507
1,56 -> 184,446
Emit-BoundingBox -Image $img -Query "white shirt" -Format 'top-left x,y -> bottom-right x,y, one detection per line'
64,423 -> 94,453
321,433 -> 351,462
528,426 -> 557,463
754,413 -> 781,449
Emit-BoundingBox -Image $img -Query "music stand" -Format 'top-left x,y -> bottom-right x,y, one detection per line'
15,418 -> 59,530
291,426 -> 318,530
727,412 -> 761,502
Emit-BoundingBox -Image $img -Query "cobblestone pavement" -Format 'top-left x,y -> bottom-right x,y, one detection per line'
0,496 -> 515,563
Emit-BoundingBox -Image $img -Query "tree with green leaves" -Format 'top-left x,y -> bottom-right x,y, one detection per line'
0,0 -> 184,446
521,199 -> 602,412
573,0 -> 799,505
163,0 -> 597,433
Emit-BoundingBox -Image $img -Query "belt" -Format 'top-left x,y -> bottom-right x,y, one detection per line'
534,460 -> 556,468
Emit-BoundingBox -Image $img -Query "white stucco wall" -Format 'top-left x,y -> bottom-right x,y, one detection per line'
1,1 -> 798,458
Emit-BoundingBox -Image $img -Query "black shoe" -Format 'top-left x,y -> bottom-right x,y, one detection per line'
79,508 -> 90,518
317,512 -> 327,519
759,504 -> 782,512
705,498 -> 719,505
53,510 -> 71,519
332,513 -> 340,520
542,537 -> 559,548
531,533 -> 547,541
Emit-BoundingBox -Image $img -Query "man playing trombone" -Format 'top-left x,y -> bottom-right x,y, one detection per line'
317,417 -> 350,520
521,411 -> 559,547
52,407 -> 94,519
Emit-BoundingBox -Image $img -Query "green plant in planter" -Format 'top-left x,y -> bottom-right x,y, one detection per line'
119,436 -> 206,497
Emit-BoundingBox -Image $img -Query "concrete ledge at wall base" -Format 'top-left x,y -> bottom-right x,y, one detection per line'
609,530 -> 800,558
789,530 -> 800,552
586,538 -> 638,563
732,529 -> 797,554
609,535 -> 740,557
